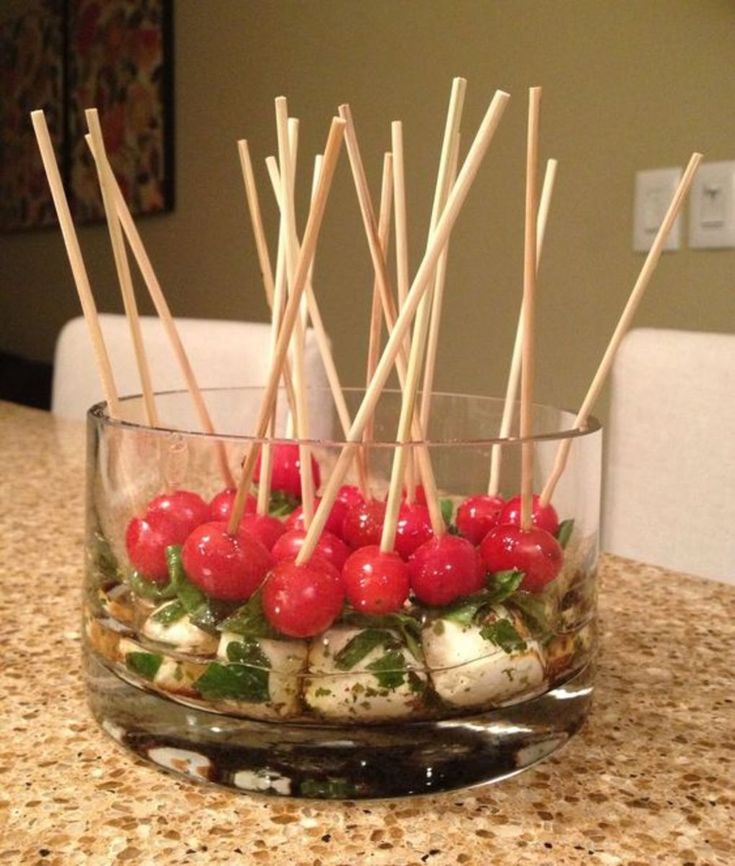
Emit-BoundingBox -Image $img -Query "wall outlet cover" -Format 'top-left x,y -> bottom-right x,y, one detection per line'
689,160 -> 735,249
633,167 -> 683,253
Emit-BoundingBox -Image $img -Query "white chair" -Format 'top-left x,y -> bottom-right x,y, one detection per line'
52,314 -> 331,425
603,327 -> 735,584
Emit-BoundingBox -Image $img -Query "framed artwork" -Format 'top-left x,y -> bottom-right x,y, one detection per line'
0,0 -> 174,232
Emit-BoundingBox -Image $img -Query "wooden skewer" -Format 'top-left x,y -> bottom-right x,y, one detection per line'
265,151 -> 371,496
257,202 -> 290,516
540,150 -> 703,507
226,116 -> 346,535
338,103 -> 440,512
519,87 -> 542,531
237,139 -> 299,422
84,133 -> 234,488
412,76 -> 467,491
419,130 -> 461,440
488,157 -> 557,496
295,89 -> 511,564
390,120 -> 417,502
392,121 -> 411,325
31,110 -> 121,418
363,152 -> 394,491
379,263 -> 444,549
276,100 -> 315,525
85,110 -> 159,427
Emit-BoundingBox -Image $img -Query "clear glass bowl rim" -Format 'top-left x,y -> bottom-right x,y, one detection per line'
88,386 -> 601,448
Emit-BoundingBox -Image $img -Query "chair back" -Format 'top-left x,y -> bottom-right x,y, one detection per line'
603,327 -> 735,583
52,314 -> 331,424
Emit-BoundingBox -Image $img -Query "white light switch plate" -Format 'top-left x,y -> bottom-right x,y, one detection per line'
633,168 -> 682,252
688,161 -> 735,249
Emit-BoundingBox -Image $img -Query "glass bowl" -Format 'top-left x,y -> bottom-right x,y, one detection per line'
83,387 -> 601,799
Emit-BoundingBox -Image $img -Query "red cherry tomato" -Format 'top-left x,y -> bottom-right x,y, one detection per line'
402,484 -> 428,506
238,513 -> 286,551
408,534 -> 486,606
499,494 -> 559,536
456,494 -> 505,545
341,545 -> 410,614
208,488 -> 256,522
261,557 -> 344,637
479,524 -> 562,593
125,512 -> 180,582
181,521 -> 274,602
125,490 -> 209,582
147,490 -> 209,530
337,484 -> 366,510
395,502 -> 434,559
271,528 -> 350,571
341,499 -> 386,550
286,497 -> 347,538
253,443 -> 321,500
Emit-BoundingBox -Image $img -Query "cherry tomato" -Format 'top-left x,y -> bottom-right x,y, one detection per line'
479,524 -> 562,593
261,557 -> 344,637
208,488 -> 256,522
125,512 -> 180,582
341,545 -> 410,614
238,513 -> 286,552
147,490 -> 209,529
499,494 -> 559,536
455,494 -> 505,545
408,534 -> 486,606
341,499 -> 386,550
181,521 -> 274,602
401,484 -> 428,506
253,443 -> 321,500
395,502 -> 434,559
271,528 -> 350,571
125,489 -> 209,582
337,484 -> 366,510
285,497 -> 347,538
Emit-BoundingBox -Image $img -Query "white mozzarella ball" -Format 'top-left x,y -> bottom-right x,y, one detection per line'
141,603 -> 218,654
422,607 -> 546,708
214,632 -> 308,719
304,625 -> 426,720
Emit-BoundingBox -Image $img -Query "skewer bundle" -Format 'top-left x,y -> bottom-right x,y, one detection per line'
32,81 -> 702,645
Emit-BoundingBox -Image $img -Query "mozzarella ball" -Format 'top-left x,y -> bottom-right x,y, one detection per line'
304,625 -> 426,720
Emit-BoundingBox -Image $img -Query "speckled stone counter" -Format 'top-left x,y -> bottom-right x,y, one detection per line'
1,401 -> 733,866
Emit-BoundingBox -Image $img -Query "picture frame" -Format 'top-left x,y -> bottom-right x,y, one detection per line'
0,0 -> 174,232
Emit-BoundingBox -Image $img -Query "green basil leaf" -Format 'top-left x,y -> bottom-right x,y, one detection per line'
225,638 -> 271,669
195,661 -> 270,703
341,611 -> 424,662
268,490 -> 299,517
128,570 -> 177,601
300,778 -> 357,799
90,529 -> 122,584
334,629 -> 396,670
442,594 -> 488,625
165,545 -> 207,612
439,571 -> 524,626
151,600 -> 187,625
488,569 -> 525,603
509,592 -> 552,641
366,649 -> 407,689
218,591 -> 281,639
440,498 -> 454,525
556,519 -> 575,549
479,618 -> 528,654
126,651 -> 163,680
188,598 -> 238,635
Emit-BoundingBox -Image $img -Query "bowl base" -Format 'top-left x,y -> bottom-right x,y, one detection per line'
85,653 -> 593,799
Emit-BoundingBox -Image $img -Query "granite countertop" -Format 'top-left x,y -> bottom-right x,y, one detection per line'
1,401 -> 732,866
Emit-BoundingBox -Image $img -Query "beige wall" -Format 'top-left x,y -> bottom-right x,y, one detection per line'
2,0 -> 734,423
